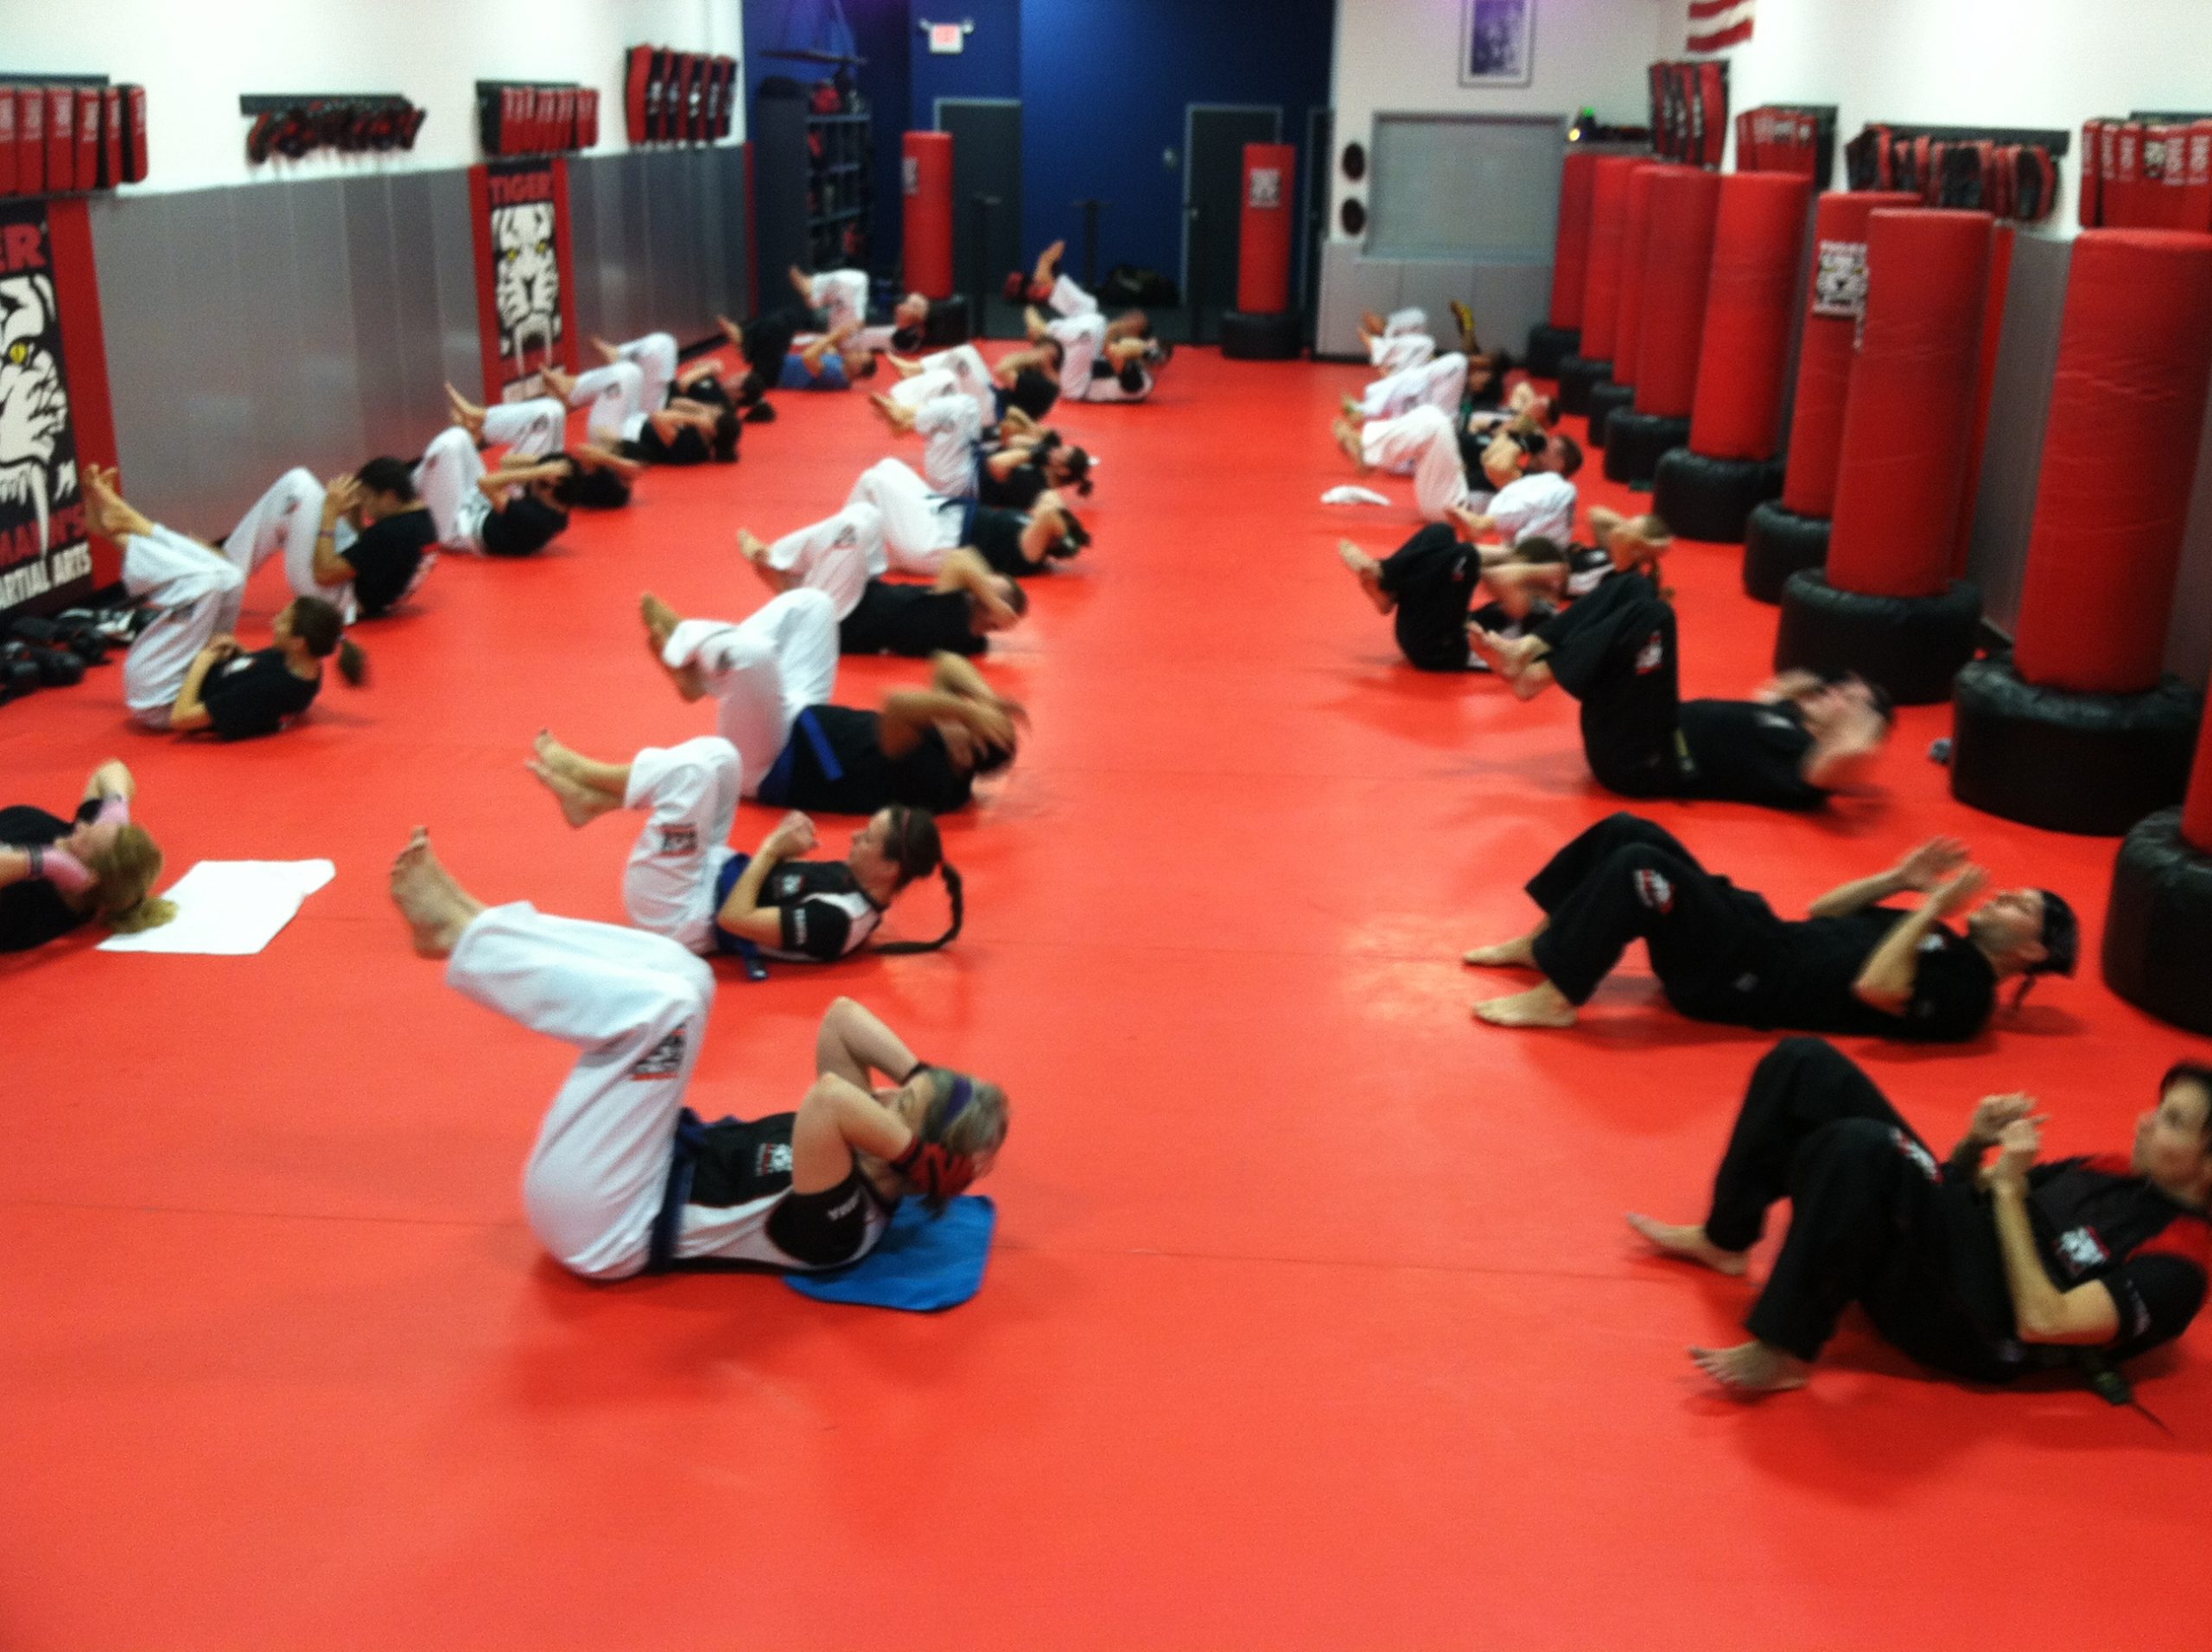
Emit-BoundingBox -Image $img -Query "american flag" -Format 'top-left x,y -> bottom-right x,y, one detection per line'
1688,0 -> 1756,54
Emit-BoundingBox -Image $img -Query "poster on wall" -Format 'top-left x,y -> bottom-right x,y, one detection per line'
467,156 -> 582,403
1461,0 -> 1535,89
0,197 -> 107,623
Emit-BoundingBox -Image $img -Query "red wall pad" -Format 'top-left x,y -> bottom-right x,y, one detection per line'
1649,172 -> 1810,542
1220,143 -> 1301,359
1602,167 -> 1720,486
1948,229 -> 2212,835
1556,156 -> 1639,413
1527,149 -> 1598,373
902,131 -> 954,300
1585,163 -> 1665,449
1771,208 -> 1991,704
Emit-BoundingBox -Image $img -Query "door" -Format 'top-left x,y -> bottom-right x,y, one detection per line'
938,98 -> 1023,337
1183,105 -> 1281,321
1304,106 -> 1332,331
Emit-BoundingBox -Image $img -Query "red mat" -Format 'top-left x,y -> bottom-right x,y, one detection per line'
3,352 -> 2208,1649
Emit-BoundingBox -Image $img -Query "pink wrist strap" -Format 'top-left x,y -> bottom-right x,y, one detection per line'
36,845 -> 96,895
95,793 -> 130,827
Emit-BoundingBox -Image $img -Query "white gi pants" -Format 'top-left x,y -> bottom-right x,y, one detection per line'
480,397 -> 568,461
568,360 -> 648,446
1384,306 -> 1427,336
1046,273 -> 1101,319
912,392 -> 982,496
447,902 -> 715,1280
889,344 -> 996,426
1077,364 -> 1153,403
414,428 -> 493,551
766,503 -> 881,619
121,525 -> 247,724
221,467 -> 358,618
1367,331 -> 1435,374
845,457 -> 963,575
1359,353 -> 1466,421
614,333 -> 679,413
1361,404 -> 1474,521
660,589 -> 842,797
810,270 -> 869,334
1049,313 -> 1105,400
620,737 -> 744,955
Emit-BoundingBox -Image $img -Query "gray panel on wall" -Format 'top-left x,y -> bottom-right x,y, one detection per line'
286,181 -> 369,465
426,170 -> 482,401
1315,243 -> 1551,365
1315,243 -> 1397,358
1369,115 -> 1563,262
1965,234 -> 2070,638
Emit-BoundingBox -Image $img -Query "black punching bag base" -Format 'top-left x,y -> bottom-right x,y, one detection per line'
2104,809 -> 2212,1034
1949,659 -> 2202,836
1650,450 -> 1784,543
1772,569 -> 1982,707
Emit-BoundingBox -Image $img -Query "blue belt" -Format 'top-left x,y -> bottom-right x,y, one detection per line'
644,1108 -> 707,1274
708,854 -> 770,982
756,707 -> 843,805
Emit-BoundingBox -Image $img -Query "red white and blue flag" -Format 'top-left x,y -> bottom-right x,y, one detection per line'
1688,0 -> 1756,54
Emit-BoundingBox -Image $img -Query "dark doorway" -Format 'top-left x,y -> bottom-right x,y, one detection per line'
1183,105 -> 1281,328
938,98 -> 1024,337
1304,106 -> 1332,338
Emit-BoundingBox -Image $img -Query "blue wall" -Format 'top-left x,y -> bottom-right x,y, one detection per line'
909,0 -> 1022,111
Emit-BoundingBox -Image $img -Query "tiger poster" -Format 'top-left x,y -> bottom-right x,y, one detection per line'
467,156 -> 581,403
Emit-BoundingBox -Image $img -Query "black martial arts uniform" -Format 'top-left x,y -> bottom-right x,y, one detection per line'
753,706 -> 975,816
1535,573 -> 1828,809
962,501 -> 1047,579
480,495 -> 569,557
1376,524 -> 1479,672
0,799 -> 100,952
199,649 -> 321,740
1710,1038 -> 2211,1376
708,855 -> 886,961
340,510 -> 436,615
1526,814 -> 1997,1040
978,455 -> 1052,511
840,581 -> 987,658
624,424 -> 715,467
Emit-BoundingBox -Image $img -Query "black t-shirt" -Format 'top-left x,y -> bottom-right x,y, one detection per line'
340,509 -> 435,614
1562,544 -> 1616,600
979,458 -> 1049,511
0,800 -> 92,952
841,581 -> 985,658
683,374 -> 733,409
1763,910 -> 1997,1041
626,423 -> 711,466
2023,1154 -> 2211,1364
1678,699 -> 1827,810
562,467 -> 632,510
763,706 -> 974,816
967,505 -> 1036,577
479,493 -> 568,558
709,855 -> 884,962
200,648 -> 321,740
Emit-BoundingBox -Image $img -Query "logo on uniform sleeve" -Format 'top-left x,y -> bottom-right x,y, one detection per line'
834,525 -> 858,549
1632,868 -> 1674,912
789,907 -> 809,945
753,1141 -> 793,1177
777,872 -> 804,897
659,823 -> 698,855
1635,631 -> 1665,674
628,1028 -> 687,1080
2056,1225 -> 2109,1276
1890,1128 -> 1940,1183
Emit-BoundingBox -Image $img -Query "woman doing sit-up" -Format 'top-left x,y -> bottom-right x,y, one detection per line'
527,729 -> 965,963
221,460 -> 435,620
390,830 -> 1007,1280
737,508 -> 1026,658
2,759 -> 175,952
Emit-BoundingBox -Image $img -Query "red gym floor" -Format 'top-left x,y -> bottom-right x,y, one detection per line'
5,350 -> 2209,1649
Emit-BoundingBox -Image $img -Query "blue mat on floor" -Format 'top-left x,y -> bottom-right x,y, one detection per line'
785,1195 -> 996,1312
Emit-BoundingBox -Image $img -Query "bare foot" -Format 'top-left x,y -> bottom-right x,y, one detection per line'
640,591 -> 681,654
1340,393 -> 1361,418
1332,417 -> 1369,471
1689,1341 -> 1809,1395
390,829 -> 484,958
531,729 -> 595,785
1451,298 -> 1477,351
1461,927 -> 1542,969
1625,1214 -> 1750,1277
1471,982 -> 1577,1028
1337,540 -> 1393,615
527,759 -> 617,829
735,529 -> 768,565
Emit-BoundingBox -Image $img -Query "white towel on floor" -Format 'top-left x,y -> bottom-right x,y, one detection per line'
98,860 -> 336,956
1321,485 -> 1393,506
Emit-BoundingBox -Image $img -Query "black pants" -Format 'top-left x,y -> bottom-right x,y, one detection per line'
1535,573 -> 1683,797
1713,1038 -> 2015,1377
1377,524 -> 1476,672
1527,813 -> 1780,1013
741,308 -> 805,374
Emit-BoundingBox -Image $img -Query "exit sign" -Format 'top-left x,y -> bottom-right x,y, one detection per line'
929,22 -> 965,54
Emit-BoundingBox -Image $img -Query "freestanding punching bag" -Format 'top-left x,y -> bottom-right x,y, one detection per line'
1742,190 -> 1923,600
1605,168 -> 1721,486
1221,143 -> 1302,359
1951,230 -> 2212,833
2107,715 -> 2212,1033
1775,209 -> 1993,703
1586,164 -> 1664,448
1558,156 -> 1640,415
1652,172 -> 1812,541
1529,149 -> 1599,375
903,131 -> 969,344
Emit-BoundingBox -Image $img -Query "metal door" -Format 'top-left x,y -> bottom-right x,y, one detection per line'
937,98 -> 1023,335
1183,105 -> 1281,316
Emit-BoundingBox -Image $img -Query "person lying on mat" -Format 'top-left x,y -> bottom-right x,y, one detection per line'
643,588 -> 1022,816
1355,299 -> 1480,373
845,456 -> 1088,579
1471,505 -> 1668,624
219,461 -> 435,622
1464,812 -> 2075,1038
1628,1036 -> 2211,1395
528,733 -> 964,964
390,829 -> 1007,1280
1334,400 -> 1582,527
741,511 -> 1027,657
1029,302 -> 1167,405
1008,239 -> 1155,344
1469,565 -> 1894,810
411,431 -> 574,559
442,381 -> 642,510
542,359 -> 741,467
2,759 -> 175,952
882,340 -> 1066,427
84,467 -> 365,737
976,423 -> 1094,511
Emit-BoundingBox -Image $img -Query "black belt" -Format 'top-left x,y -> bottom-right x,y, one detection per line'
643,1109 -> 707,1274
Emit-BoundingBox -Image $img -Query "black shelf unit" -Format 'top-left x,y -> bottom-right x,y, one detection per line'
752,88 -> 875,302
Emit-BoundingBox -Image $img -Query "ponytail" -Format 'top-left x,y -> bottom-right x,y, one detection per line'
869,805 -> 964,954
336,637 -> 369,686
875,861 -> 963,954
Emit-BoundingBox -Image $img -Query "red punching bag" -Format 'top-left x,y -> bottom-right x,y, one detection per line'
1549,149 -> 1599,331
1610,163 -> 1665,389
1236,143 -> 1295,315
1687,172 -> 1812,461
903,131 -> 954,300
1631,168 -> 1721,417
1578,157 -> 1640,363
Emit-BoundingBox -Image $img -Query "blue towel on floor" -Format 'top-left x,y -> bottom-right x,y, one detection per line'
785,1195 -> 996,1312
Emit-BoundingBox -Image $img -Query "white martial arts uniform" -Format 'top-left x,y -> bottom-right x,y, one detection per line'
1383,307 -> 1427,336
887,343 -> 997,427
761,503 -> 883,618
910,392 -> 984,496
414,428 -> 500,551
845,457 -> 969,575
1047,311 -> 1153,403
446,902 -> 893,1279
1357,404 -> 1480,519
1045,273 -> 1101,319
809,270 -> 870,335
612,333 -> 679,413
478,396 -> 569,461
1366,331 -> 1435,374
658,588 -> 842,797
222,468 -> 359,620
1357,353 -> 1467,421
120,525 -> 248,724
567,360 -> 649,446
1482,470 -> 1578,550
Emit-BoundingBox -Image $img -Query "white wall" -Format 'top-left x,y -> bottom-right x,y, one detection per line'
1328,0 -> 1671,241
2,0 -> 742,195
1667,0 -> 2212,236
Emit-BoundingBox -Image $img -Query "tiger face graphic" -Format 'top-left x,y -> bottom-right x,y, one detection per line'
492,200 -> 560,374
0,270 -> 75,557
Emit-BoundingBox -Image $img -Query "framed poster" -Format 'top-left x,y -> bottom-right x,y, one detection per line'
467,156 -> 582,402
1461,0 -> 1535,89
